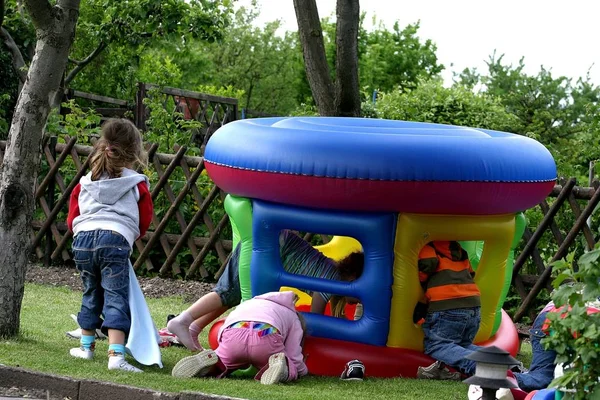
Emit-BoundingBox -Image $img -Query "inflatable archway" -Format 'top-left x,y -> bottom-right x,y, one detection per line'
205,117 -> 556,378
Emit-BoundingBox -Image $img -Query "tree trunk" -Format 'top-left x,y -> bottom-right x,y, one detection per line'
293,0 -> 336,116
293,0 -> 361,117
334,0 -> 360,117
0,0 -> 80,337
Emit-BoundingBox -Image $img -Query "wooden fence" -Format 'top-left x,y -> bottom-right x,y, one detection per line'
511,179 -> 600,321
0,138 -> 233,279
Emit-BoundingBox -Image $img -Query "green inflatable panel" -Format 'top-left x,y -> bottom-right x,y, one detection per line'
494,212 -> 526,333
459,240 -> 484,270
223,195 -> 256,378
224,195 -> 253,302
459,212 -> 526,335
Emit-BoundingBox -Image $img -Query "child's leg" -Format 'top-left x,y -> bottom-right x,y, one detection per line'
106,329 -> 141,373
189,306 -> 229,349
168,292 -> 226,350
97,232 -> 140,372
71,233 -> 102,360
247,333 -> 295,384
169,250 -> 242,350
422,308 -> 480,376
172,327 -> 250,379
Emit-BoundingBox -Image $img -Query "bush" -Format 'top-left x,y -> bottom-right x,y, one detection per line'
543,246 -> 600,398
374,79 -> 520,132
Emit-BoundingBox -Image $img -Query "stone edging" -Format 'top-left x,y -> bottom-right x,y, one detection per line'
0,365 -> 246,400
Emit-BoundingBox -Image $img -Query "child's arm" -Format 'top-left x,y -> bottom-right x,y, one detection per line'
137,181 -> 153,239
284,318 -> 308,377
310,292 -> 328,314
418,244 -> 438,283
67,184 -> 82,232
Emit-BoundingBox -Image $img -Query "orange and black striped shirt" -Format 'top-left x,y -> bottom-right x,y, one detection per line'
418,241 -> 481,312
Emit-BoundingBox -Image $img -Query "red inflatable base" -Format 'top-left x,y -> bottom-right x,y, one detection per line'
208,309 -> 519,378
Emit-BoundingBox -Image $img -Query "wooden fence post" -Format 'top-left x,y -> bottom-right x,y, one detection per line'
44,136 -> 57,267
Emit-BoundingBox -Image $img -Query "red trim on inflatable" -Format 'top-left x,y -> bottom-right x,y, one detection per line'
206,162 -> 555,215
207,310 -> 519,378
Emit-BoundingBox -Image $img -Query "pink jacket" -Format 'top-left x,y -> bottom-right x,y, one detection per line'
219,291 -> 308,377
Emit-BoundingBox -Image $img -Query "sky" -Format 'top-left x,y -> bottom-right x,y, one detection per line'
238,0 -> 599,85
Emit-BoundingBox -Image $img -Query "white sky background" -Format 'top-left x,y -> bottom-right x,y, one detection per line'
237,0 -> 599,85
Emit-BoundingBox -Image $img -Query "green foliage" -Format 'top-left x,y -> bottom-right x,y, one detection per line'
136,53 -> 183,88
196,85 -> 245,103
67,0 -> 232,97
143,87 -> 202,153
0,93 -> 13,139
45,100 -> 103,143
374,79 -> 520,131
543,247 -> 600,398
358,20 -> 444,94
319,15 -> 443,97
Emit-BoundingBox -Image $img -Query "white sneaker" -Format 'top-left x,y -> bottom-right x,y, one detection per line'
260,352 -> 289,385
172,349 -> 219,378
66,315 -> 107,340
69,347 -> 94,360
108,356 -> 143,373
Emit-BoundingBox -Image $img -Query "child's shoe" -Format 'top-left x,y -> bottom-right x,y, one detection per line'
260,352 -> 289,385
69,346 -> 94,360
417,361 -> 461,381
172,349 -> 219,378
340,359 -> 365,381
108,352 -> 142,373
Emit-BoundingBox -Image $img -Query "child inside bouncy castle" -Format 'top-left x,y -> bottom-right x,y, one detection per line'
413,241 -> 482,380
166,230 -> 364,351
171,291 -> 307,385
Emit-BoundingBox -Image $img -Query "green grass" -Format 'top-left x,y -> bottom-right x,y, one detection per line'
0,284 -> 532,400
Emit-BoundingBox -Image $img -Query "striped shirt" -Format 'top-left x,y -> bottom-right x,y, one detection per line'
418,241 -> 481,312
279,230 -> 339,302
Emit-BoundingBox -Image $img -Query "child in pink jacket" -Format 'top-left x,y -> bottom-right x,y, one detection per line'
172,291 -> 308,385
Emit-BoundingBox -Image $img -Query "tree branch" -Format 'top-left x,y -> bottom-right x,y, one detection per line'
1,0 -> 5,28
23,0 -> 53,30
334,0 -> 360,117
293,0 -> 335,115
64,41 -> 106,85
0,27 -> 27,83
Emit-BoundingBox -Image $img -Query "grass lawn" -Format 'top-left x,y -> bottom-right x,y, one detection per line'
0,283 -> 532,400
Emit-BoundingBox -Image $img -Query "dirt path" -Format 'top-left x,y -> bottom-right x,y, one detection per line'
26,264 -> 215,303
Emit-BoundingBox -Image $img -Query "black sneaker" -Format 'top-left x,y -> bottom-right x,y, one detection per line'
340,359 -> 365,381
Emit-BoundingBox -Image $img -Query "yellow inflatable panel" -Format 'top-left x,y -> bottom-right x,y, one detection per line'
280,286 -> 312,306
387,213 -> 515,350
314,236 -> 362,261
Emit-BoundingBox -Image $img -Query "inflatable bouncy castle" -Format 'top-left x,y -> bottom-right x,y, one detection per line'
203,117 -> 557,378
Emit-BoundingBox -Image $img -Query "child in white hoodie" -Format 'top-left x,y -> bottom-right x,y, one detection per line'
67,119 -> 153,372
172,291 -> 308,385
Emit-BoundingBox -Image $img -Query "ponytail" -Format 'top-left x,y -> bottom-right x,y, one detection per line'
89,119 -> 145,181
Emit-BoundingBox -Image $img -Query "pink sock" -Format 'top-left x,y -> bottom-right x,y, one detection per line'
167,311 -> 197,351
189,322 -> 203,350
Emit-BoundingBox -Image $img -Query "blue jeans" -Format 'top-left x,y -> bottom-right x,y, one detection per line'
73,230 -> 131,334
213,243 -> 242,307
422,307 -> 481,376
514,311 -> 556,391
